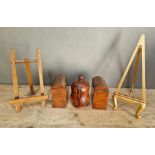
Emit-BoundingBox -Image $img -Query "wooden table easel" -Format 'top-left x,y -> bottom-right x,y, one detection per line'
9,48 -> 48,112
113,34 -> 146,119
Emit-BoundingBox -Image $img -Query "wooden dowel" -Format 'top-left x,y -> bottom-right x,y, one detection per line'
10,49 -> 19,99
37,48 -> 45,95
9,95 -> 48,104
114,92 -> 144,103
16,60 -> 37,64
24,59 -> 35,95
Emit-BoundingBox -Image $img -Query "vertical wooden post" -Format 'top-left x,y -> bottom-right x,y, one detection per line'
37,48 -> 46,107
10,49 -> 21,112
24,59 -> 35,95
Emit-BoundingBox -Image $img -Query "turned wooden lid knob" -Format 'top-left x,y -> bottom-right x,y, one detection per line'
79,75 -> 84,81
72,75 -> 89,87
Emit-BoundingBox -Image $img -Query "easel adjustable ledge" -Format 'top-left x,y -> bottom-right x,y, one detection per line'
113,34 -> 146,119
9,48 -> 48,112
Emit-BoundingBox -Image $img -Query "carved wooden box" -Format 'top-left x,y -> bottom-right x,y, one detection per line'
51,75 -> 67,108
92,76 -> 109,109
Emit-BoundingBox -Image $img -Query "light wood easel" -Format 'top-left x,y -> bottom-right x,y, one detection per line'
113,34 -> 146,119
9,48 -> 48,112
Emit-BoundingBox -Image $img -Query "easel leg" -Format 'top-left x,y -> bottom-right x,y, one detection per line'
15,103 -> 21,112
113,94 -> 118,110
115,40 -> 141,94
10,49 -> 21,112
37,48 -> 46,108
41,100 -> 46,108
142,39 -> 146,102
24,59 -> 35,95
135,38 -> 146,119
130,49 -> 141,94
136,103 -> 146,119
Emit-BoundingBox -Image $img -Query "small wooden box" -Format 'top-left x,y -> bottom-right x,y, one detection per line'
51,75 -> 67,108
92,76 -> 109,109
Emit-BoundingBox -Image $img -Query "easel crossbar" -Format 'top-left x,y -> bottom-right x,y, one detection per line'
15,60 -> 37,64
9,95 -> 48,104
114,92 -> 145,104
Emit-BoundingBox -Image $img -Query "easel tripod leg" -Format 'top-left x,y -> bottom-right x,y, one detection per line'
10,49 -> 21,112
41,100 -> 46,108
135,103 -> 146,119
25,59 -> 35,95
113,94 -> 118,110
37,48 -> 46,108
15,103 -> 21,112
130,50 -> 141,94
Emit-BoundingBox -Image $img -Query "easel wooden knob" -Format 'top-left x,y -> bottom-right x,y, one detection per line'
9,48 -> 48,112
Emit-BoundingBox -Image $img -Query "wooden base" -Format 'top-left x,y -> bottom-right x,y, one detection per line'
113,92 -> 145,118
1,85 -> 155,127
9,95 -> 48,104
9,95 -> 48,112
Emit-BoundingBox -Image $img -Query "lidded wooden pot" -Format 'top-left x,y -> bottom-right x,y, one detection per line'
71,75 -> 90,107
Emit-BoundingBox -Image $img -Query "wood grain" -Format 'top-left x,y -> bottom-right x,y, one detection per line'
37,48 -> 45,95
51,75 -> 67,108
10,49 -> 19,99
0,85 -> 154,128
10,48 -> 47,112
9,95 -> 48,104
24,59 -> 34,95
92,76 -> 109,109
